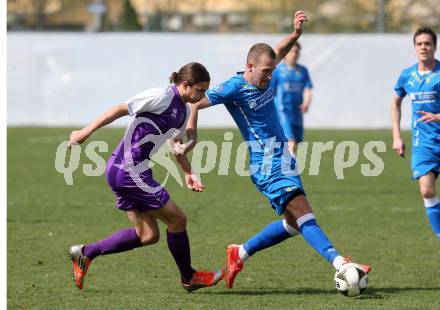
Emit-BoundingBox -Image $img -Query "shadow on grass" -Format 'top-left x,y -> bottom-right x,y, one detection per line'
206,287 -> 335,296
204,286 -> 440,298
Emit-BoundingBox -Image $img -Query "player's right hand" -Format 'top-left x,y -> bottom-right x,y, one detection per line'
392,137 -> 405,158
293,11 -> 308,35
69,129 -> 90,146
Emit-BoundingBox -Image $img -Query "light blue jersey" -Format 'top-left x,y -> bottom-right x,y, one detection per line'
271,63 -> 312,141
206,73 -> 304,215
394,60 -> 440,179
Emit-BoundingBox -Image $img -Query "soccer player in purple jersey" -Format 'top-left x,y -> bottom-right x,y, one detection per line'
68,62 -> 224,292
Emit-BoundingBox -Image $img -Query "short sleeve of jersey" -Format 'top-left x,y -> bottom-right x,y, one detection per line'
303,67 -> 313,89
124,87 -> 168,115
394,70 -> 408,98
205,79 -> 237,106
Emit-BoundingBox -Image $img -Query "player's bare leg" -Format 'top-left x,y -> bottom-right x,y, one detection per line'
419,172 -> 440,239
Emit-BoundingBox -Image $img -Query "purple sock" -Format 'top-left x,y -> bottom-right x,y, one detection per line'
83,227 -> 141,260
166,230 -> 195,284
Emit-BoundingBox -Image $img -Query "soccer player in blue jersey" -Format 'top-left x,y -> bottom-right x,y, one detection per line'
68,62 -> 224,292
391,27 -> 440,241
271,42 -> 313,154
189,11 -> 371,289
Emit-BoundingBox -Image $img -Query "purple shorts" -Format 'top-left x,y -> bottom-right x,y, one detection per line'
105,156 -> 170,212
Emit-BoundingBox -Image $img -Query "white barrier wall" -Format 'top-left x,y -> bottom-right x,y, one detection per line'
8,32 -> 435,128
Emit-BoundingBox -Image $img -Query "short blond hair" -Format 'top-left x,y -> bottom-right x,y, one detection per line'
246,43 -> 276,64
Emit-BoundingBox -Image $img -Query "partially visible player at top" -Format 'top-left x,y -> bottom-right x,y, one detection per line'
391,27 -> 440,240
188,11 -> 371,290
68,62 -> 224,292
271,42 -> 313,154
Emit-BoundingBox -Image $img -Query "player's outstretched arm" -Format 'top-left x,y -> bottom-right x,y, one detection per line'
174,152 -> 205,192
391,95 -> 405,157
69,103 -> 129,145
417,111 -> 440,123
184,102 -> 202,154
274,10 -> 308,65
183,97 -> 212,150
170,99 -> 210,192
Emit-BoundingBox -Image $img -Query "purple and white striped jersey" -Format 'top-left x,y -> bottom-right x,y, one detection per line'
112,85 -> 190,164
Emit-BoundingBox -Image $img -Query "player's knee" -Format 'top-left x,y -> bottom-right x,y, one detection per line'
139,230 -> 160,246
168,212 -> 187,231
420,186 -> 436,199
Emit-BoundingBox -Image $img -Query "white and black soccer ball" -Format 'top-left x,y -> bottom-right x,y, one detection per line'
334,263 -> 368,297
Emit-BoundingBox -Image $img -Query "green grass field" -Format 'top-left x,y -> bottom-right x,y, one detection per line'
7,127 -> 440,309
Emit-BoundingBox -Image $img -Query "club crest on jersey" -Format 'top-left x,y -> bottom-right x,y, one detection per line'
213,83 -> 224,94
248,99 -> 257,109
171,108 -> 177,119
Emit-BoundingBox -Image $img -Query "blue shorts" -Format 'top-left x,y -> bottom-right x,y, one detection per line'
411,146 -> 440,180
278,111 -> 304,142
250,151 -> 305,215
280,122 -> 303,142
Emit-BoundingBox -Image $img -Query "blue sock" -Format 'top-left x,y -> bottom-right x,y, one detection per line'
424,197 -> 440,240
297,214 -> 340,264
243,220 -> 298,256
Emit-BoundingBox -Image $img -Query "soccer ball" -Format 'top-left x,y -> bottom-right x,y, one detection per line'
334,263 -> 368,297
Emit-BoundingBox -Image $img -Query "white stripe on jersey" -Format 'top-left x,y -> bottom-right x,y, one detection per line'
238,105 -> 265,148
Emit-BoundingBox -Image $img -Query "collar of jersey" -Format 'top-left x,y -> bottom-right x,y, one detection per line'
236,73 -> 260,91
414,59 -> 439,79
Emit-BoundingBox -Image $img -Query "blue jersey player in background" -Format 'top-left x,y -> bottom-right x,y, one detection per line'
189,11 -> 371,291
391,27 -> 440,241
271,42 -> 313,154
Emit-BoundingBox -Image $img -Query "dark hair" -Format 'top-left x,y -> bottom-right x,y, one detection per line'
413,27 -> 437,46
169,62 -> 210,85
246,43 -> 277,64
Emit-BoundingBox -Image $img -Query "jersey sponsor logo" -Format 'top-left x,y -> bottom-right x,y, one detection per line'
248,99 -> 257,109
409,91 -> 437,104
283,82 -> 303,92
251,88 -> 274,111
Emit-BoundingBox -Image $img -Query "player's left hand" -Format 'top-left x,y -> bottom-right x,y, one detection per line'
293,10 -> 308,35
417,111 -> 440,123
168,139 -> 194,155
299,103 -> 309,113
185,173 -> 205,192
